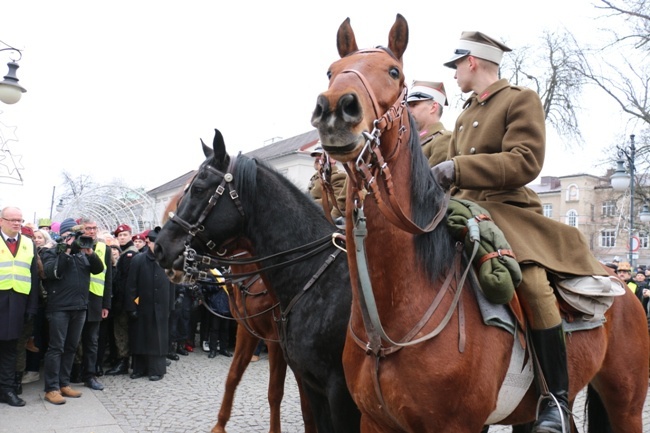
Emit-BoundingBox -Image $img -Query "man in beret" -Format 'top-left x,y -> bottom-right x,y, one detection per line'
406,80 -> 452,167
132,232 -> 148,253
106,224 -> 139,376
433,31 -> 608,432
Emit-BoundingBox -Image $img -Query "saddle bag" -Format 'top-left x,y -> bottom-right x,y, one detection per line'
553,275 -> 626,322
446,198 -> 521,304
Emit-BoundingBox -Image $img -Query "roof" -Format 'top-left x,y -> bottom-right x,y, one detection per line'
245,129 -> 320,160
147,170 -> 195,196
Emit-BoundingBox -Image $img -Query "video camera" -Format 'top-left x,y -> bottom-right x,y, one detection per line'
56,230 -> 94,253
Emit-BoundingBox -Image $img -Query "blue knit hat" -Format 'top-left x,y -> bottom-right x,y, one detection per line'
59,218 -> 77,235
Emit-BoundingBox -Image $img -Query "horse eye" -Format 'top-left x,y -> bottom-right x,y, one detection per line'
192,185 -> 204,195
389,67 -> 400,79
326,70 -> 332,80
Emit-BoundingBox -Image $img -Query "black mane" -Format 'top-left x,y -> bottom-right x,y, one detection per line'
407,114 -> 456,281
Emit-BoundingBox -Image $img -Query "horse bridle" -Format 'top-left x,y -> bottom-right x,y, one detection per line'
339,64 -> 450,235
167,155 -> 245,252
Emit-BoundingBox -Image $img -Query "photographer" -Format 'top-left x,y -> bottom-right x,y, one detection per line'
40,218 -> 104,405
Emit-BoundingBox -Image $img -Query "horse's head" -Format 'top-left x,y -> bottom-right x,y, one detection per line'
311,14 -> 409,163
154,128 -> 246,280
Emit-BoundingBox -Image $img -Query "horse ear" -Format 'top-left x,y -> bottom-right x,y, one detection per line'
212,128 -> 229,166
387,13 -> 409,61
336,17 -> 358,58
201,138 -> 213,158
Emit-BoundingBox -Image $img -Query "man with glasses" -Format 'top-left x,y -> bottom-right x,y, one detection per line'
70,218 -> 112,390
406,80 -> 451,167
0,207 -> 39,406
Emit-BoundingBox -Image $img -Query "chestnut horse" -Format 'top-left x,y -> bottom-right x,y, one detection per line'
310,14 -> 648,433
154,130 -> 361,432
161,197 -> 316,433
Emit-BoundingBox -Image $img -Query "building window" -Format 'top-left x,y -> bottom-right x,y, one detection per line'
566,210 -> 578,227
601,200 -> 616,217
543,204 -> 552,218
640,232 -> 649,249
566,184 -> 579,202
600,230 -> 617,247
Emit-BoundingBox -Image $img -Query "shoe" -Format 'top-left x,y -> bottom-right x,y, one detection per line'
167,352 -> 180,361
0,389 -> 26,407
148,375 -> 163,381
25,337 -> 39,353
208,350 -> 217,359
184,343 -> 194,352
176,346 -> 189,356
95,365 -> 104,377
129,372 -> 146,380
21,371 -> 40,384
70,363 -> 83,384
60,386 -> 82,398
251,355 -> 260,362
218,349 -> 233,358
105,358 -> 129,375
44,390 -> 66,405
165,359 -> 171,367
202,340 -> 210,352
84,377 -> 104,391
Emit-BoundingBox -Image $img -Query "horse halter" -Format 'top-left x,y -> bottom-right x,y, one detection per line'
168,155 -> 245,251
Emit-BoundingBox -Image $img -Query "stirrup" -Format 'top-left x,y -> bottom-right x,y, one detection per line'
534,393 -> 569,433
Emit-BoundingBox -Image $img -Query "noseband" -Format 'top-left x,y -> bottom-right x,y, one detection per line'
168,155 -> 244,251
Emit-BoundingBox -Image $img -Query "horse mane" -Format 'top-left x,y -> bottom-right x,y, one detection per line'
407,114 -> 456,281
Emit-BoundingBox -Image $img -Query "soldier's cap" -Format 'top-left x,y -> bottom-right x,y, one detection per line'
443,31 -> 512,69
114,224 -> 132,236
407,81 -> 448,106
310,146 -> 323,157
132,232 -> 147,242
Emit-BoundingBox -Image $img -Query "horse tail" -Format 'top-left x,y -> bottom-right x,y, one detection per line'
586,383 -> 613,433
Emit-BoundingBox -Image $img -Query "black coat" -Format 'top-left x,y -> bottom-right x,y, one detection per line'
0,234 -> 39,340
126,248 -> 175,356
40,246 -> 104,313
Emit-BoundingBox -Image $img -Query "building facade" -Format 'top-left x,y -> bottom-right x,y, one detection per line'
531,174 -> 650,267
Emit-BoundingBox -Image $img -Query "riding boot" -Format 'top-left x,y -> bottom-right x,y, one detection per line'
14,372 -> 23,395
531,325 -> 570,433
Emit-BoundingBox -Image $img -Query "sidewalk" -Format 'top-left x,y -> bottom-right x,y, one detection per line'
2,348 -> 649,432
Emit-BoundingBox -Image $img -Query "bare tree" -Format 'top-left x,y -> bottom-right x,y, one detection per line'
503,30 -> 585,147
60,170 -> 96,203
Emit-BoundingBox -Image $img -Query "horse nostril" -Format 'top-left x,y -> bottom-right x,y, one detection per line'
311,94 -> 330,126
339,93 -> 361,123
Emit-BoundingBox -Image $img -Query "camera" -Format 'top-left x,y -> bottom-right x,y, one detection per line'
57,231 -> 94,252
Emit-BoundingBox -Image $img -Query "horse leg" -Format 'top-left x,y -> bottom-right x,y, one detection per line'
291,370 -> 317,433
326,372 -> 361,433
211,326 -> 259,433
301,382 -> 336,433
265,341 -> 286,433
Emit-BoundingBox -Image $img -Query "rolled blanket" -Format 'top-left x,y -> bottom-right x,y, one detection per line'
446,198 -> 521,304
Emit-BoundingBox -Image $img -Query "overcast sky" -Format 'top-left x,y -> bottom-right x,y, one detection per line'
0,0 -> 631,223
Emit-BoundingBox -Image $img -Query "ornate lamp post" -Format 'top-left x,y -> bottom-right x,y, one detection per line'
611,134 -> 650,267
0,42 -> 26,104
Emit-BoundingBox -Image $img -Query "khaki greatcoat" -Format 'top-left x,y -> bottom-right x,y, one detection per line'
418,122 -> 452,167
448,79 -> 604,277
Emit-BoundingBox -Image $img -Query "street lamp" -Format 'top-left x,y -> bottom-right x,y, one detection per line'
610,134 -> 650,266
0,42 -> 26,105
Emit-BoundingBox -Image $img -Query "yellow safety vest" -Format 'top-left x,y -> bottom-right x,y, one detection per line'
0,236 -> 34,295
89,241 -> 107,297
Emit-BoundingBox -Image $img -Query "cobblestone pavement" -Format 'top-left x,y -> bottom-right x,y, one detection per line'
3,347 -> 650,432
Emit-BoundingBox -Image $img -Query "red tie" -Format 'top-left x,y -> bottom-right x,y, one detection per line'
6,238 -> 17,255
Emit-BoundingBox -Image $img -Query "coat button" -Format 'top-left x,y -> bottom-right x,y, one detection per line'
470,147 -> 476,154
459,125 -> 464,132
472,121 -> 479,128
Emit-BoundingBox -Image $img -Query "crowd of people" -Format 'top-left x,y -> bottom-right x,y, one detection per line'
0,208 -> 243,407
